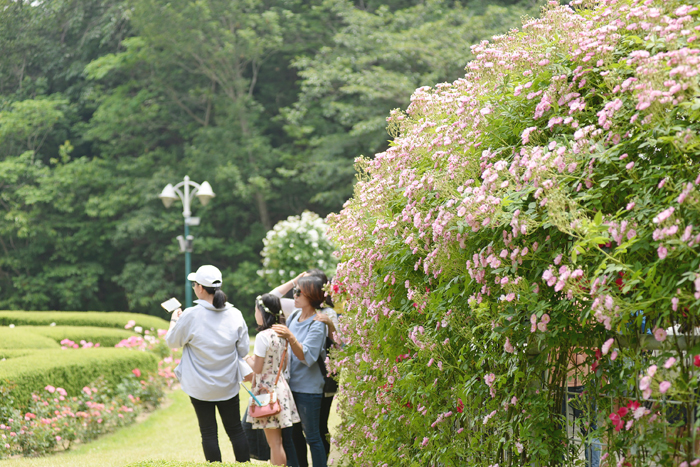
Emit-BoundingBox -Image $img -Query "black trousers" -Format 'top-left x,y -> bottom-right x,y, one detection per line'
189,395 -> 251,463
293,394 -> 334,467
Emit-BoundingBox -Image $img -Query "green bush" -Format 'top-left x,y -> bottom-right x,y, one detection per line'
0,311 -> 168,330
0,348 -> 159,407
0,349 -> 40,360
22,325 -> 139,347
0,328 -> 60,349
125,461 -> 253,467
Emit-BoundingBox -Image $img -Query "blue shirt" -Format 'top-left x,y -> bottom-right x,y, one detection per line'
287,309 -> 326,394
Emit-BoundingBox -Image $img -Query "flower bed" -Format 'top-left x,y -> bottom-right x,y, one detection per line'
0,366 -> 176,458
327,0 -> 700,465
0,348 -> 160,408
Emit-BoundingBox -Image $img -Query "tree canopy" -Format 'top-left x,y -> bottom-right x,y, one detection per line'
0,0 -> 540,321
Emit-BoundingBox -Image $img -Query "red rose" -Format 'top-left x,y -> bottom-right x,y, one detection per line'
609,413 -> 623,431
456,398 -> 464,414
615,272 -> 624,290
694,355 -> 700,367
617,406 -> 628,417
627,400 -> 640,411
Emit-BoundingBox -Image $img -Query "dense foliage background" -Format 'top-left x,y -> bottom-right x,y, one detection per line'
328,0 -> 700,464
0,0 -> 538,320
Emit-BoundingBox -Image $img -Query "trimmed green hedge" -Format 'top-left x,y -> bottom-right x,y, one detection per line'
125,461 -> 254,467
0,349 -> 40,360
0,348 -> 159,406
0,328 -> 60,349
0,311 -> 168,330
22,325 -> 139,347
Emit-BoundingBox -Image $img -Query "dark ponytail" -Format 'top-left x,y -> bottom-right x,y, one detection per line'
201,285 -> 227,309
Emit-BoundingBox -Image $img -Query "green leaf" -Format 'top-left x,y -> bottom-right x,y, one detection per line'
593,211 -> 603,226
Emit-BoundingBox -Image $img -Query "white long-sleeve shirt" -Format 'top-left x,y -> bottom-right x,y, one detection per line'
166,299 -> 251,401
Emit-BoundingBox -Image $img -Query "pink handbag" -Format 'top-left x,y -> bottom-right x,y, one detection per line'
248,346 -> 287,419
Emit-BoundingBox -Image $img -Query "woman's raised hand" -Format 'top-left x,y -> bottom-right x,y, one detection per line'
271,324 -> 292,340
292,271 -> 308,287
313,313 -> 331,326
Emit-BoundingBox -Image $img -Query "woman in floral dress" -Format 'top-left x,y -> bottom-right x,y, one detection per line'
246,294 -> 301,466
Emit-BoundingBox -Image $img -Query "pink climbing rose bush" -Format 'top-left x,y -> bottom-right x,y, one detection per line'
327,0 -> 700,465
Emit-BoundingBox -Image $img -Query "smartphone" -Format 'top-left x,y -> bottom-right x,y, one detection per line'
160,297 -> 182,313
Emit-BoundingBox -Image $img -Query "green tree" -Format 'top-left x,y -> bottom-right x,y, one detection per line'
0,0 -> 542,322
284,0 -> 539,208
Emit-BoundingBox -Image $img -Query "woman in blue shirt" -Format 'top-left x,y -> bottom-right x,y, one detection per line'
271,275 -> 328,467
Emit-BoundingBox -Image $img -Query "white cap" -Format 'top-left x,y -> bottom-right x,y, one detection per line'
188,265 -> 223,288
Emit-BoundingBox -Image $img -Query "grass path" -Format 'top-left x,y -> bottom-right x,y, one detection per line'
1,389 -> 342,467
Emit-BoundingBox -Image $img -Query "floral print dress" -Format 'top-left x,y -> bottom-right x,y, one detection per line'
247,328 -> 300,429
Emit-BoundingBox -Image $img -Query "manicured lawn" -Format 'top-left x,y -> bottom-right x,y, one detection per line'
0,388 -> 341,467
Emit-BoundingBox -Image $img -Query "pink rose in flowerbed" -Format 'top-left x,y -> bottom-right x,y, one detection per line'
325,0 -> 700,464
60,339 -> 101,350
0,359 -> 177,458
115,333 -> 163,352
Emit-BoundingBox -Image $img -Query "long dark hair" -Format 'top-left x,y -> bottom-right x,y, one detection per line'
256,293 -> 283,331
307,268 -> 334,308
201,284 -> 227,309
297,276 -> 326,309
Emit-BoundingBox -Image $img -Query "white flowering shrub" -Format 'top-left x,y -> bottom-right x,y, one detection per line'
259,211 -> 337,287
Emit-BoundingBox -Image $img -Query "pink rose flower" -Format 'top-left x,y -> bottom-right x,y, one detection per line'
504,338 -> 515,354
647,365 -> 657,377
653,327 -> 667,342
601,338 -> 614,356
639,376 -> 651,391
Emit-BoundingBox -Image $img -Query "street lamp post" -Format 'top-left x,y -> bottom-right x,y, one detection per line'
158,175 -> 216,308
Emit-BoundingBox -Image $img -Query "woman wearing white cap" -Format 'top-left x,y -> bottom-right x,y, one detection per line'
166,265 -> 252,463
